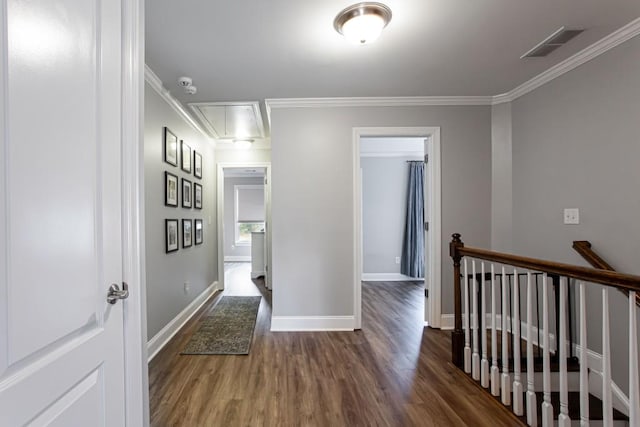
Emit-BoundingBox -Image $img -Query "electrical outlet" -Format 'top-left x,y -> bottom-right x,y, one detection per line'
395,257 -> 401,264
563,208 -> 580,225
184,282 -> 190,293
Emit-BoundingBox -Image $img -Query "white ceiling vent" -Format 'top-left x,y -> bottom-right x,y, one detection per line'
521,27 -> 584,58
189,102 -> 266,140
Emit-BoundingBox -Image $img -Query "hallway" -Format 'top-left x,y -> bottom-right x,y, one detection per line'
148,275 -> 523,426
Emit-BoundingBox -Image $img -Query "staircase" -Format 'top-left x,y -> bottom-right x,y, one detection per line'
449,234 -> 640,426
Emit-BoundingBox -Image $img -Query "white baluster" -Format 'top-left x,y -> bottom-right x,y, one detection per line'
481,262 -> 489,387
472,260 -> 480,381
490,264 -> 500,397
558,277 -> 570,426
501,266 -> 511,406
602,288 -> 613,427
629,291 -> 640,427
526,272 -> 537,427
512,268 -> 523,416
464,258 -> 471,374
541,273 -> 553,427
579,281 -> 589,427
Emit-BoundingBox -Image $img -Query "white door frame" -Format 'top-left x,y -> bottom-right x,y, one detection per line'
121,0 -> 149,425
217,162 -> 272,290
353,127 -> 442,329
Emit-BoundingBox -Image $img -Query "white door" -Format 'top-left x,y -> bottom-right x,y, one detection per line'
0,0 -> 126,425
423,140 -> 430,324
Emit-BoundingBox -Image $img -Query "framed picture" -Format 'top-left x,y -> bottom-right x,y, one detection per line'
182,219 -> 192,248
194,219 -> 203,245
164,127 -> 178,166
194,182 -> 202,209
194,151 -> 202,179
165,172 -> 178,207
165,219 -> 179,253
182,178 -> 192,208
181,141 -> 192,173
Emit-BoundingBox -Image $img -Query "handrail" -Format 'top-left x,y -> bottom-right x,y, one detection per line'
451,234 -> 640,292
449,233 -> 640,367
573,240 -> 640,307
572,240 -> 614,270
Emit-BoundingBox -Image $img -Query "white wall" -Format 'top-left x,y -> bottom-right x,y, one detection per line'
506,35 -> 640,391
271,105 -> 492,322
144,82 -> 217,339
223,176 -> 265,260
361,156 -> 422,276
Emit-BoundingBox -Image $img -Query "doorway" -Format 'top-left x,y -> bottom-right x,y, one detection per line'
216,163 -> 272,292
353,127 -> 442,329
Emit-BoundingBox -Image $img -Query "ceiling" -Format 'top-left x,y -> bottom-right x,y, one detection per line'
146,0 -> 640,133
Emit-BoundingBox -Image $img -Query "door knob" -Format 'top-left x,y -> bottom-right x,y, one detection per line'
107,282 -> 129,304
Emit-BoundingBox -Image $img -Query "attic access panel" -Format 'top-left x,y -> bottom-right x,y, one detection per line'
189,102 -> 266,140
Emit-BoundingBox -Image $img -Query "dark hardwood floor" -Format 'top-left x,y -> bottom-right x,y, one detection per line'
149,264 -> 524,426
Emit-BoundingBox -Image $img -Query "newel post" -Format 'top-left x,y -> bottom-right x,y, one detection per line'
450,233 -> 464,367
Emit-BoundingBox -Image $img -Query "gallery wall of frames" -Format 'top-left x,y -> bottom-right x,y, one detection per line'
163,126 -> 205,253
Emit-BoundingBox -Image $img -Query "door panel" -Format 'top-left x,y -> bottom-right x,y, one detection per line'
0,0 -> 125,424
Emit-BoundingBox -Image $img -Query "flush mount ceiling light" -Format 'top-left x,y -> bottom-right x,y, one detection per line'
334,2 -> 392,45
233,139 -> 254,150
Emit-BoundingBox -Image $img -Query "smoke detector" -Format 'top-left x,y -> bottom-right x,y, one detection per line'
178,76 -> 197,95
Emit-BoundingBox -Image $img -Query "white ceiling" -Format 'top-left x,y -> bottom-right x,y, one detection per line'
146,1 -> 640,114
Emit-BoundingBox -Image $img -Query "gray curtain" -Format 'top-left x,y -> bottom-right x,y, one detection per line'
401,161 -> 424,278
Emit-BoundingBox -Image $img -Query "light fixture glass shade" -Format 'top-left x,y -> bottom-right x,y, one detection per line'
342,14 -> 385,44
334,2 -> 392,45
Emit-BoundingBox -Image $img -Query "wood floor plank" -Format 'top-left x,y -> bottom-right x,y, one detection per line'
149,266 -> 524,426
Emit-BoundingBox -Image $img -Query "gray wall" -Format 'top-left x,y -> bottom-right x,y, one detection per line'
144,82 -> 217,339
361,156 -> 421,274
509,36 -> 640,390
223,176 -> 265,259
491,102 -> 513,252
271,105 -> 492,318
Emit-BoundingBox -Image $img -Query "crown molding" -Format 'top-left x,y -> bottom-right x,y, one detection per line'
144,65 -> 212,142
265,96 -> 493,125
492,16 -> 640,104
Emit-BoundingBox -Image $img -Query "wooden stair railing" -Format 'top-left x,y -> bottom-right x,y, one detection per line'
450,233 -> 640,426
573,239 -> 640,307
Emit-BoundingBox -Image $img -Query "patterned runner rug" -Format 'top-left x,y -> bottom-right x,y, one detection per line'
182,296 -> 261,355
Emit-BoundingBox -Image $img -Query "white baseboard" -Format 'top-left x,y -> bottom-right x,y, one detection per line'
361,273 -> 423,282
574,343 -> 629,416
271,316 -> 355,331
224,256 -> 250,262
439,313 -> 557,351
147,281 -> 221,362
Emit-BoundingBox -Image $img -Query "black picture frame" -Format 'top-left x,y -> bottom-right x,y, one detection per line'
194,182 -> 202,209
165,171 -> 178,207
164,127 -> 178,166
182,178 -> 192,208
165,219 -> 179,253
194,151 -> 202,179
181,141 -> 192,173
194,219 -> 203,245
182,219 -> 192,248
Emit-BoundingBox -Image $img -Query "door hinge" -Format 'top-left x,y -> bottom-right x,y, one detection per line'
425,288 -> 429,298
424,221 -> 429,231
424,154 -> 429,163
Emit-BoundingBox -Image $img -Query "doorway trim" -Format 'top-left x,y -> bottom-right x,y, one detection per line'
216,162 -> 272,291
121,0 -> 149,425
353,127 -> 442,329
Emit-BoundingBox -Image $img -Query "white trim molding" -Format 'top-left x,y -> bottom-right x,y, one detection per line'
361,273 -> 424,282
270,316 -> 355,331
144,65 -> 212,140
147,282 -> 221,361
265,96 -> 492,126
353,127 -> 442,330
224,256 -> 251,262
492,17 -> 640,104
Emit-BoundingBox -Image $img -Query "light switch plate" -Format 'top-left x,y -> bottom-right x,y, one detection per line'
564,208 -> 580,224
